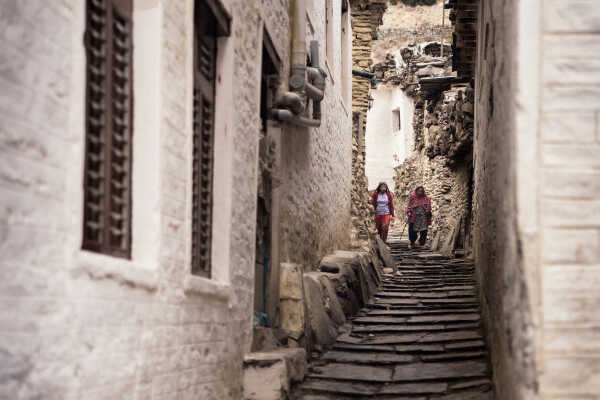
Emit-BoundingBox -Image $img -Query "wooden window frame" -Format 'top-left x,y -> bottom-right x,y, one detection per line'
191,0 -> 230,277
82,0 -> 134,258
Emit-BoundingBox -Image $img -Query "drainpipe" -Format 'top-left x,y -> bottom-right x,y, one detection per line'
290,0 -> 307,96
271,109 -> 321,128
271,0 -> 324,128
275,92 -> 304,114
352,69 -> 377,88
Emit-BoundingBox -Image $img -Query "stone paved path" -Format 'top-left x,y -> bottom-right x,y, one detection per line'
294,232 -> 493,399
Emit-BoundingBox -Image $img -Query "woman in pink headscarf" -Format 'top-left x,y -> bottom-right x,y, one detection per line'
406,186 -> 432,249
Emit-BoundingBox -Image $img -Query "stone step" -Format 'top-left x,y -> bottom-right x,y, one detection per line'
375,290 -> 476,298
307,360 -> 488,383
336,330 -> 483,345
301,378 -> 447,396
361,308 -> 480,317
382,285 -> 476,291
320,350 -> 416,365
333,341 -> 486,355
422,351 -> 486,362
292,243 -> 491,399
367,303 -> 479,311
352,314 -> 480,325
352,323 -> 480,334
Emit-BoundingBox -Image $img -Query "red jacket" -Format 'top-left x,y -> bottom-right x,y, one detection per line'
371,191 -> 395,217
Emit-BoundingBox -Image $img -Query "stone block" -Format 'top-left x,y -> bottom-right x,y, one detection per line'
543,59 -> 600,85
542,229 -> 600,264
544,34 -> 600,59
280,263 -> 303,300
541,170 -> 600,199
544,0 -> 600,32
541,357 -> 600,396
543,293 -> 600,324
243,348 -> 307,400
317,275 -> 347,326
542,144 -> 600,167
375,237 -> 396,270
542,85 -> 600,111
303,273 -> 339,350
544,326 -> 600,354
540,112 -> 595,143
543,265 -> 600,296
541,200 -> 600,227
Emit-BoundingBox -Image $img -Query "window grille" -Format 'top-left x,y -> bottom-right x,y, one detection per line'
191,0 -> 230,277
83,0 -> 133,258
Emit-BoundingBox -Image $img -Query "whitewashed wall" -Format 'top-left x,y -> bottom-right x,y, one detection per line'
365,85 -> 414,191
0,0 -> 352,398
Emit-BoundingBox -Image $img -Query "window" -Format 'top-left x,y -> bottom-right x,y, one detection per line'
260,30 -> 280,133
191,0 -> 230,277
82,0 -> 133,258
393,109 -> 401,131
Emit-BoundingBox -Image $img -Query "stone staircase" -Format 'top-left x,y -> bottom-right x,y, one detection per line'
293,232 -> 493,399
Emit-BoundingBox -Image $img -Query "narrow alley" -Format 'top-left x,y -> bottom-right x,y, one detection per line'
2,0 -> 600,399
294,230 -> 491,399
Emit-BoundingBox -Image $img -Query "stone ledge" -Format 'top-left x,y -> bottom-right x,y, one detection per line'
71,250 -> 158,292
183,275 -> 231,301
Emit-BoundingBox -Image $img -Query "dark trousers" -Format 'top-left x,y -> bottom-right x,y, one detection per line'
409,224 -> 428,246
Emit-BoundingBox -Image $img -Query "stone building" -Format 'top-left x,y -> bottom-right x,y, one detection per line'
365,82 -> 415,191
360,0 -> 600,398
349,0 -> 387,240
0,0 -> 352,398
472,0 -> 600,398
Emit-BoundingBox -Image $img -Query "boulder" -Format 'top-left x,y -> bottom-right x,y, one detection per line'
303,273 -> 339,350
318,275 -> 347,326
375,237 -> 396,270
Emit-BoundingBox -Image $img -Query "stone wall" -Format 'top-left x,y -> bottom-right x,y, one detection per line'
350,0 -> 388,241
0,0 -> 352,398
474,0 -> 600,399
372,0 -> 452,63
386,45 -> 474,253
537,1 -> 600,398
394,153 -> 472,252
279,1 -> 353,270
472,1 -> 539,399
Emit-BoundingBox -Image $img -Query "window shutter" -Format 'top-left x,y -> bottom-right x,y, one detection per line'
83,0 -> 133,258
191,4 -> 217,277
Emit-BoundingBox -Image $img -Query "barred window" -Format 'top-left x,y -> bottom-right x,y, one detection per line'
82,0 -> 133,258
192,0 -> 230,277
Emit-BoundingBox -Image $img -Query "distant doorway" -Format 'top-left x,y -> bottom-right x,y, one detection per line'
254,29 -> 280,326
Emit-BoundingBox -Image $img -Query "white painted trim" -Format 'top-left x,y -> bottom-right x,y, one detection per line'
67,0 -> 163,277
515,0 -> 543,378
186,0 -> 235,285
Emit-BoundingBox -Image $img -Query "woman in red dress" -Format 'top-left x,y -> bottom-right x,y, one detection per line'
371,182 -> 395,243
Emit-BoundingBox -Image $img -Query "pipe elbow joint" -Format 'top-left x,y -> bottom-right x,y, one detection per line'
305,82 -> 324,101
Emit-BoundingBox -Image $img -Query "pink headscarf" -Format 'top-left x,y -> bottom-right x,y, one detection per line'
407,186 -> 431,213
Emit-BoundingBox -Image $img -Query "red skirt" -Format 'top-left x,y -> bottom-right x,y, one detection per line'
375,215 -> 391,231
